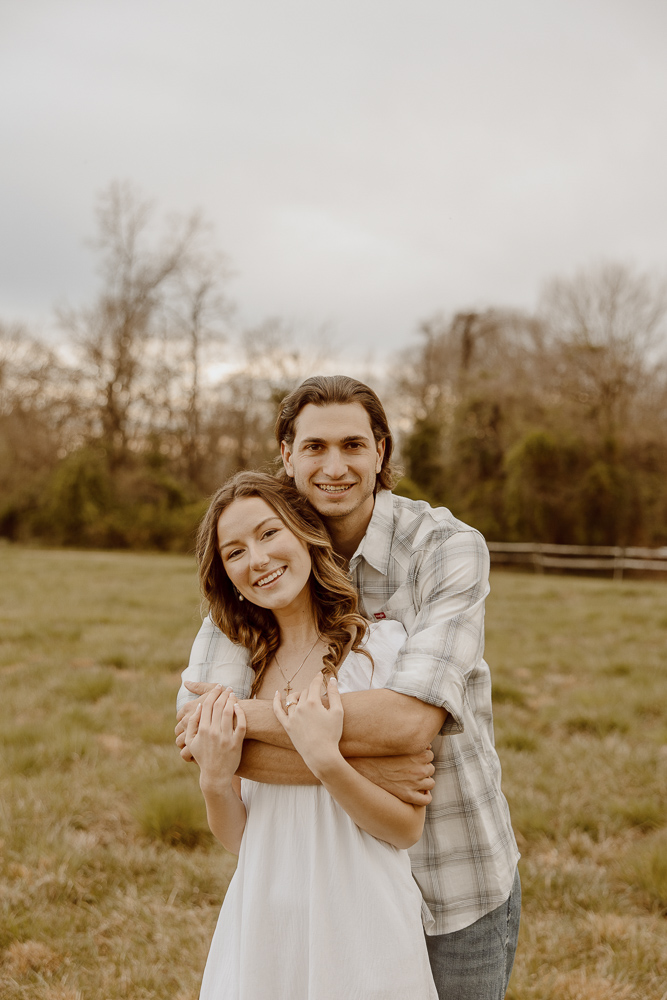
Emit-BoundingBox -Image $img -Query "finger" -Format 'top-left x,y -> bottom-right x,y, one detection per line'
405,788 -> 432,806
175,731 -> 186,750
176,698 -> 199,726
185,681 -> 218,696
185,702 -> 202,741
307,673 -> 323,702
220,692 -> 237,730
180,746 -> 196,762
174,719 -> 185,738
211,688 -> 233,727
326,675 -> 343,710
273,690 -> 289,728
201,685 -> 227,726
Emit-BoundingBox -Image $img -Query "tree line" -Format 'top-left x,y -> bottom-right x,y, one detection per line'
2,183 -> 667,550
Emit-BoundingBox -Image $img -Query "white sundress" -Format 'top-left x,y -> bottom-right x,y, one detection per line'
199,619 -> 438,1000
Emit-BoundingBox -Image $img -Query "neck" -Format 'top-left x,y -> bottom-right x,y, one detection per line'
273,600 -> 320,652
323,494 -> 375,563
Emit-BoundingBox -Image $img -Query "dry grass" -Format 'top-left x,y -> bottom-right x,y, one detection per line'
1,545 -> 666,998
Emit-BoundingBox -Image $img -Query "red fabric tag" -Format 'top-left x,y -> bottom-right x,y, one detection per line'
374,612 -> 387,620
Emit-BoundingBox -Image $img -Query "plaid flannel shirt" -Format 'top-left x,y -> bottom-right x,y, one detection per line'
177,490 -> 519,935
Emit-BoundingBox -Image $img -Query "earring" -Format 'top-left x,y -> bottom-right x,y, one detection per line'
235,588 -> 244,602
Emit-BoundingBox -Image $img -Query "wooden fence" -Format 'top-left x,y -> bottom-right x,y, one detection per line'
487,542 -> 667,579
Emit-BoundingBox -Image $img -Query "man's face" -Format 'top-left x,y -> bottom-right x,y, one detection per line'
281,402 -> 385,521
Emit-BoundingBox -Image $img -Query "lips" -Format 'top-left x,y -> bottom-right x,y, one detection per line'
315,484 -> 354,494
254,566 -> 286,588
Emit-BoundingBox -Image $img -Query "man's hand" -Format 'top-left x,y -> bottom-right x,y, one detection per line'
349,749 -> 436,805
175,681 -> 219,760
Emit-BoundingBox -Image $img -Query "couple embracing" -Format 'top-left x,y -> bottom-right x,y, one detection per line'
175,375 -> 520,999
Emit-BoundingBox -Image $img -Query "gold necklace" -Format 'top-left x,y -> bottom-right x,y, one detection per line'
275,637 -> 320,706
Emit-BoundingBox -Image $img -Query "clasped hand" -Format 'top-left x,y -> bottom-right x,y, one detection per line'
273,673 -> 343,778
184,685 -> 246,788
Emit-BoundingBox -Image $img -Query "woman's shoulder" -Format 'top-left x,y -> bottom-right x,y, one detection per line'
338,619 -> 407,692
361,618 -> 408,660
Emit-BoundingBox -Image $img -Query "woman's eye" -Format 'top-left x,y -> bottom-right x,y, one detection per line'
226,549 -> 242,560
262,529 -> 278,540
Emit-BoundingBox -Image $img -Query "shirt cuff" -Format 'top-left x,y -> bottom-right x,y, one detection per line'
382,667 -> 465,735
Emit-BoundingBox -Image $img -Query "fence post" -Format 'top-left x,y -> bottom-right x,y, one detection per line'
613,548 -> 625,581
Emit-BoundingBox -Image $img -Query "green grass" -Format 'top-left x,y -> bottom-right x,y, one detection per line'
487,572 -> 667,999
0,546 -> 234,1000
1,547 -> 666,998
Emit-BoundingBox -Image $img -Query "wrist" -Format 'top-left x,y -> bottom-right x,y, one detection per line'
199,772 -> 235,798
308,749 -> 346,784
239,699 -> 271,740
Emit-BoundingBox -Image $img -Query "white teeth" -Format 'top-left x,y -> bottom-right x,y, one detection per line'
317,485 -> 352,493
256,567 -> 285,587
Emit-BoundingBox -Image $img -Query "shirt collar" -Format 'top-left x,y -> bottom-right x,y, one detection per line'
349,489 -> 395,576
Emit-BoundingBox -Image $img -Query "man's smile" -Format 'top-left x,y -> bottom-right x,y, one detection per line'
315,484 -> 355,494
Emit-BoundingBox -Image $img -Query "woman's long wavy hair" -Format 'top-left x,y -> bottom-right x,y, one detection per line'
196,472 -> 371,697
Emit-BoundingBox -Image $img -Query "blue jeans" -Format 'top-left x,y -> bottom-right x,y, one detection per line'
425,867 -> 521,1000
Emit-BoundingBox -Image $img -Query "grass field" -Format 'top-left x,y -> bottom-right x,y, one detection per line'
1,545 -> 666,999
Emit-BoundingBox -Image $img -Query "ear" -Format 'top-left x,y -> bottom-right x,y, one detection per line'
281,440 -> 295,478
375,438 -> 386,474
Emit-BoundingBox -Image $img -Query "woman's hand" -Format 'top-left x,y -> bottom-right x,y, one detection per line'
184,685 -> 246,790
273,673 -> 343,778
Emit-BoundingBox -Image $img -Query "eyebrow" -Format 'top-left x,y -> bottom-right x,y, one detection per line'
218,516 -> 281,549
299,434 -> 372,446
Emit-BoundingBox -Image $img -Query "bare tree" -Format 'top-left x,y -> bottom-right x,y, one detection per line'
59,181 -> 231,465
539,262 -> 667,436
167,255 -> 233,486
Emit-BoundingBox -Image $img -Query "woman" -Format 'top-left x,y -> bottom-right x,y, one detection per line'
185,472 -> 437,999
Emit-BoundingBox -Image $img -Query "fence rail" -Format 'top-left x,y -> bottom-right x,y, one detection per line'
487,542 -> 667,579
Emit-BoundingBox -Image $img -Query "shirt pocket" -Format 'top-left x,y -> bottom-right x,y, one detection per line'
365,583 -> 415,628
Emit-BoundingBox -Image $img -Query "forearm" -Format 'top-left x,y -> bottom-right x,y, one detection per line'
314,753 -> 425,849
199,775 -> 247,855
339,689 -> 446,756
237,739 -> 319,785
240,690 -> 445,757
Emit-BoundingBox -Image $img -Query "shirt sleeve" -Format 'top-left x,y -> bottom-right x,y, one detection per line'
176,615 -> 254,714
382,527 -> 490,735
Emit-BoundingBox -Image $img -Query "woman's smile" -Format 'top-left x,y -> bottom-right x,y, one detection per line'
254,566 -> 286,588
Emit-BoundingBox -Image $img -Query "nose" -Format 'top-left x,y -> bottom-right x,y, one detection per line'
248,543 -> 270,570
321,447 -> 347,480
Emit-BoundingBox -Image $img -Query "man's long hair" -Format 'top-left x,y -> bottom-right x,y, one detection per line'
275,375 -> 399,491
196,471 -> 371,697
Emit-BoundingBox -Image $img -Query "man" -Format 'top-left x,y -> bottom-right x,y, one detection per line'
176,375 -> 520,1000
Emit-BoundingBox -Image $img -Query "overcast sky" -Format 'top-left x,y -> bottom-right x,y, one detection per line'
2,0 -> 666,360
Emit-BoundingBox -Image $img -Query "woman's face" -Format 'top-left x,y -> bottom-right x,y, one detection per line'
216,497 -> 313,614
